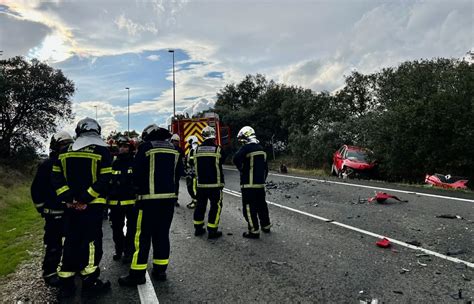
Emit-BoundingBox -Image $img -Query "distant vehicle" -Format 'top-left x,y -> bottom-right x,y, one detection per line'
331,145 -> 376,178
425,174 -> 468,190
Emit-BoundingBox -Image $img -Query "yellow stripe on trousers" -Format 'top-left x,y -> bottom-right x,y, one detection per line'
131,210 -> 147,270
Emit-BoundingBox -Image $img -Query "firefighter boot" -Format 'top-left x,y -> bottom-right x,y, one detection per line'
243,232 -> 260,239
208,230 -> 222,239
152,265 -> 167,282
194,226 -> 206,236
118,271 -> 146,286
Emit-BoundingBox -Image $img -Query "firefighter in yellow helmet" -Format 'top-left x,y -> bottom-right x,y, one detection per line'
52,118 -> 112,297
193,126 -> 226,239
118,124 -> 183,286
31,131 -> 73,286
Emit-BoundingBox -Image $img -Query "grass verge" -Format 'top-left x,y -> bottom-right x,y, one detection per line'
0,164 -> 43,277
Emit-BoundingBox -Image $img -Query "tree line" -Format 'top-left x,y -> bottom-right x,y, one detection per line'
214,58 -> 474,184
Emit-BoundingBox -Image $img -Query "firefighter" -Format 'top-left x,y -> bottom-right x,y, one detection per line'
107,135 -> 137,264
185,135 -> 198,209
52,117 -> 112,296
233,126 -> 271,239
118,124 -> 183,286
31,131 -> 73,287
193,126 -> 225,239
171,133 -> 185,207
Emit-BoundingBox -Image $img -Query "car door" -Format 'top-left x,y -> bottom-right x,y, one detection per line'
334,146 -> 346,171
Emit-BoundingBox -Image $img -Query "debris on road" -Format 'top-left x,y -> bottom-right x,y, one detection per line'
313,203 -> 319,207
376,238 -> 391,248
284,194 -> 291,199
270,260 -> 288,266
265,180 -> 299,191
400,268 -> 410,274
368,192 -> 408,203
462,274 -> 471,281
447,248 -> 466,256
436,214 -> 463,220
406,240 -> 422,247
417,261 -> 428,267
393,290 -> 404,295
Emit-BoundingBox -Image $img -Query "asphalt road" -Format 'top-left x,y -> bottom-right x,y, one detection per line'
64,167 -> 473,303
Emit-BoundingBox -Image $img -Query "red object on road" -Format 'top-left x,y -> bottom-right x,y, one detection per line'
425,174 -> 468,190
376,238 -> 391,248
368,192 -> 407,203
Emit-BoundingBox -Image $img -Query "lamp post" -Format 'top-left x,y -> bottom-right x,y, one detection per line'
125,87 -> 130,135
94,106 -> 97,120
168,49 -> 176,119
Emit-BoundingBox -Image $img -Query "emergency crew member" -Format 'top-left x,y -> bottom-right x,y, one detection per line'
185,135 -> 198,209
171,134 -> 185,207
107,135 -> 137,264
193,126 -> 225,239
118,125 -> 183,286
31,131 -> 73,286
52,117 -> 112,296
233,126 -> 271,239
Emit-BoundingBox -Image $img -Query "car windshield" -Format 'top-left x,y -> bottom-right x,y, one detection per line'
346,150 -> 368,161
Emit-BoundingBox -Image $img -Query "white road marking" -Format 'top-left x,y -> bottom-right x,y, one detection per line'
223,167 -> 474,203
138,271 -> 159,304
223,188 -> 474,269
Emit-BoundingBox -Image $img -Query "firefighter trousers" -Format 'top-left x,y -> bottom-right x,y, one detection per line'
241,188 -> 271,233
194,187 -> 223,232
42,214 -> 64,278
58,204 -> 104,281
130,200 -> 175,277
186,176 -> 197,202
109,204 -> 137,257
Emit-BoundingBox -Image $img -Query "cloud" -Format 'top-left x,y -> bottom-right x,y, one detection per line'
146,54 -> 160,61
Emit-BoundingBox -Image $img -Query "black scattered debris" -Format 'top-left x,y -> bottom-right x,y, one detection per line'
265,180 -> 300,191
447,249 -> 466,256
393,290 -> 404,295
450,289 -> 463,300
227,233 -> 233,236
284,194 -> 292,199
325,219 -> 334,223
400,268 -> 410,274
436,214 -> 463,219
406,240 -> 422,247
462,274 -> 471,281
313,203 -> 319,207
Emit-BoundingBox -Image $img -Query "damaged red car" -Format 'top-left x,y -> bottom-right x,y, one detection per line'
331,145 -> 376,178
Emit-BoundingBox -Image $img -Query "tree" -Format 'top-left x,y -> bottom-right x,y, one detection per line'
0,56 -> 75,158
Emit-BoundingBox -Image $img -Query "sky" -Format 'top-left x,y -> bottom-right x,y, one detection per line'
0,0 -> 472,137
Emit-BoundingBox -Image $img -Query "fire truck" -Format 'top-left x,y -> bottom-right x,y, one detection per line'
170,112 -> 231,155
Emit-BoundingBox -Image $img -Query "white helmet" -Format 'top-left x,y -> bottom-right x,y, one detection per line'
50,131 -> 73,152
237,126 -> 258,144
187,135 -> 198,145
171,134 -> 180,141
202,126 -> 216,140
75,117 -> 101,136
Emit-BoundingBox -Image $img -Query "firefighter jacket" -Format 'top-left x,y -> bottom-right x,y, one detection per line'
108,153 -> 135,206
133,140 -> 184,201
195,139 -> 225,188
31,156 -> 64,215
52,144 -> 112,205
186,147 -> 197,176
233,143 -> 268,188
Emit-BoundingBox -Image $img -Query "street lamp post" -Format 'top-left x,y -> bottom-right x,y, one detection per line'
168,49 -> 176,118
125,87 -> 130,135
94,106 -> 97,120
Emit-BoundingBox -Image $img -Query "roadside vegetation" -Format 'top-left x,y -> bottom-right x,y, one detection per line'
212,58 -> 473,187
0,161 -> 43,277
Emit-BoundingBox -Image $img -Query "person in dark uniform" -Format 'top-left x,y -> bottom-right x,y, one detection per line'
171,134 -> 185,207
107,135 -> 137,264
185,136 -> 198,209
118,125 -> 183,286
193,126 -> 226,239
31,131 -> 73,286
52,117 -> 112,297
233,126 -> 271,239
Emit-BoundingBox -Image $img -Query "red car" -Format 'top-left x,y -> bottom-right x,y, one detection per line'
332,145 -> 376,178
